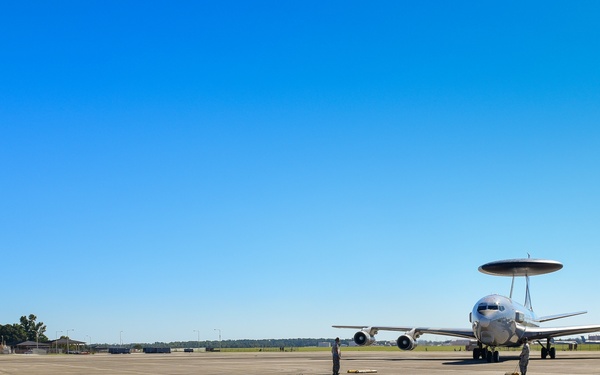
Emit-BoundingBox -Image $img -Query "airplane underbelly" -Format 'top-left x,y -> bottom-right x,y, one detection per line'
479,329 -> 510,346
476,316 -> 515,346
479,331 -> 495,345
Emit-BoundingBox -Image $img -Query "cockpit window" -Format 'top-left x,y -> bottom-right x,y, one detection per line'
477,303 -> 505,312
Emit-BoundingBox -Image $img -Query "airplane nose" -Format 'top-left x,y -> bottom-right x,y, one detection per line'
477,315 -> 491,328
475,314 -> 511,346
474,316 -> 494,344
479,331 -> 495,345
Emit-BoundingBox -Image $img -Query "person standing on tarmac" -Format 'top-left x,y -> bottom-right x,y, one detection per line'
519,337 -> 530,375
332,337 -> 341,375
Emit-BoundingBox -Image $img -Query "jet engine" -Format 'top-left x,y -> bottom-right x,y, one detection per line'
397,334 -> 417,351
353,331 -> 376,346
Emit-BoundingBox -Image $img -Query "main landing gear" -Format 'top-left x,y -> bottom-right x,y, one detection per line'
473,346 -> 500,362
540,338 -> 556,359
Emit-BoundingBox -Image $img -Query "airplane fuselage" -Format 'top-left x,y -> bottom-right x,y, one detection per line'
471,294 -> 537,347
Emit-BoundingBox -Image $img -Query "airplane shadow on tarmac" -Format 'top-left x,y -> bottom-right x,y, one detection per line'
443,355 -> 600,366
342,355 -> 523,366
342,354 -> 600,366
442,356 -> 520,366
342,357 -> 477,364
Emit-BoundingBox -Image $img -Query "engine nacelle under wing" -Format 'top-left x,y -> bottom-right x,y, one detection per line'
353,331 -> 376,346
397,334 -> 417,351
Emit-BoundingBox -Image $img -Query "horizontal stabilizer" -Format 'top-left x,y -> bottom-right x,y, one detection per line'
538,311 -> 587,323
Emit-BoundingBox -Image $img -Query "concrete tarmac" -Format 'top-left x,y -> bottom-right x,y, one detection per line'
1,351 -> 599,375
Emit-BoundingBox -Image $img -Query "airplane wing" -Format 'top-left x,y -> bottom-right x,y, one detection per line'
523,325 -> 600,341
538,311 -> 587,323
333,325 -> 476,339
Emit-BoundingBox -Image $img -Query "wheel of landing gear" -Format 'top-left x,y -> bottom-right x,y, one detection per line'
473,348 -> 479,360
541,347 -> 548,359
493,350 -> 500,362
549,347 -> 556,359
486,350 -> 492,363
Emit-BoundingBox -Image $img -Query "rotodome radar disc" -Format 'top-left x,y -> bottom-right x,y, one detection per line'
478,258 -> 563,277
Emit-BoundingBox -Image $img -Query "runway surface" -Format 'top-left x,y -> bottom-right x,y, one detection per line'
1,350 -> 599,374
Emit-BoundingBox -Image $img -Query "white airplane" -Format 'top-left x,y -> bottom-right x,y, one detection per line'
555,335 -> 600,345
579,336 -> 600,345
334,258 -> 600,363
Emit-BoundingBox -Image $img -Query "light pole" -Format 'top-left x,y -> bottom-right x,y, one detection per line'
55,331 -> 62,354
66,329 -> 74,354
120,331 -> 123,347
193,330 -> 200,350
214,329 -> 221,351
85,335 -> 91,352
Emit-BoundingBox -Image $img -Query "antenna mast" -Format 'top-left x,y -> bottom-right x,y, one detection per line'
509,275 -> 515,299
524,274 -> 533,311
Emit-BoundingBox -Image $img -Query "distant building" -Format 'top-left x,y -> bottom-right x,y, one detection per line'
317,342 -> 331,348
449,339 -> 471,346
15,341 -> 50,354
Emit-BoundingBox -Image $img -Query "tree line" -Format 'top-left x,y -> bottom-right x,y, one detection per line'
1,314 -> 335,349
131,338 -> 333,349
100,338 -> 335,349
0,314 -> 48,345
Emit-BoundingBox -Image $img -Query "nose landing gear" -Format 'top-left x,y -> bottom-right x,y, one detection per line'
473,345 -> 500,362
486,348 -> 500,362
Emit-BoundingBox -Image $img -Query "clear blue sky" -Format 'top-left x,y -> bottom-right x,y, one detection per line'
2,1 -> 600,345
